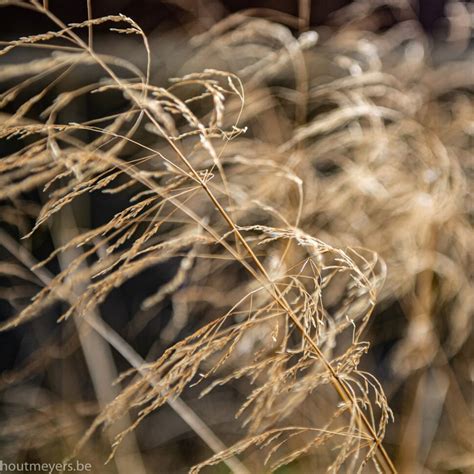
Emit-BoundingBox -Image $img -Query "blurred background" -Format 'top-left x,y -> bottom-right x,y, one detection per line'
0,1 -> 472,473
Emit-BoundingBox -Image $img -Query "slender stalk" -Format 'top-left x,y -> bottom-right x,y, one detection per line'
50,212 -> 147,474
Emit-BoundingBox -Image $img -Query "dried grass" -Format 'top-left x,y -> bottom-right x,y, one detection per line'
0,1 -> 472,472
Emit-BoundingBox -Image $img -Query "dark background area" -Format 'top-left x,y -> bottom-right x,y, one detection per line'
0,0 -> 448,38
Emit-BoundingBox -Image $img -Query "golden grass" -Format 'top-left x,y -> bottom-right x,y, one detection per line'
0,1 -> 472,472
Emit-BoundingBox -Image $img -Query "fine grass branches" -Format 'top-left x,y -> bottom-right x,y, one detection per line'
0,1 -> 472,473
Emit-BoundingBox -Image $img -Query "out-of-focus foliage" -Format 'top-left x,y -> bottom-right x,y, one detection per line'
0,1 -> 472,473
